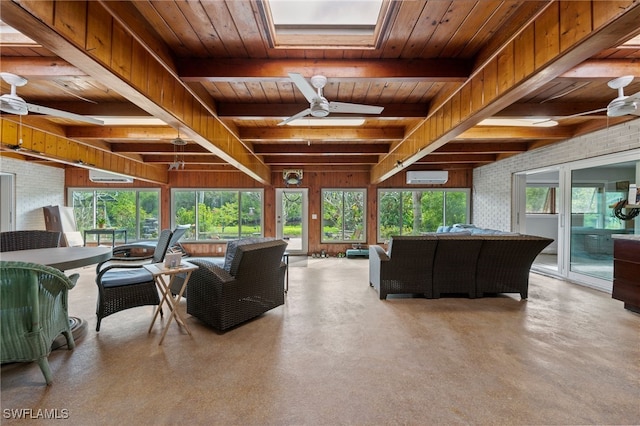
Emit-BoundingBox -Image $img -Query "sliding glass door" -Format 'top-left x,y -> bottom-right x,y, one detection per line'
569,162 -> 637,286
516,152 -> 640,292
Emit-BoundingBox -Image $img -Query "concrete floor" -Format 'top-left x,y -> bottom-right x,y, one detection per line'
1,257 -> 639,425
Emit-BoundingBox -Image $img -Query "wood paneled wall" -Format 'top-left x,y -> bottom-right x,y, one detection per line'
66,166 -> 471,255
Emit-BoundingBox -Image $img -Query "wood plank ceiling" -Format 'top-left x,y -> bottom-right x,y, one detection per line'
0,0 -> 639,184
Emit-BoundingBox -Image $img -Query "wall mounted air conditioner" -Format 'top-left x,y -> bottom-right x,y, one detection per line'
89,170 -> 133,183
406,170 -> 449,184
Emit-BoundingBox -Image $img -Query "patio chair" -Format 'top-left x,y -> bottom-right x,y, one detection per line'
0,230 -> 61,252
186,239 -> 288,331
94,229 -> 173,331
0,261 -> 78,385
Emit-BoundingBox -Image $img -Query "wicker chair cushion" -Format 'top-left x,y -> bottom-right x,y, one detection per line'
223,237 -> 274,271
100,269 -> 154,288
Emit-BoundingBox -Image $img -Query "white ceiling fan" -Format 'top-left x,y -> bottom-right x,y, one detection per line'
279,72 -> 384,126
0,72 -> 103,125
605,75 -> 640,117
533,75 -> 639,125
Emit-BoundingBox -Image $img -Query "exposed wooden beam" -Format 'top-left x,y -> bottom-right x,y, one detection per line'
28,101 -> 149,117
0,56 -> 86,77
179,59 -> 471,82
496,102 -> 608,117
372,1 -> 640,183
66,126 -> 177,140
110,143 -> 209,154
0,117 -> 167,183
253,143 -> 390,155
142,155 -> 225,164
261,155 -> 380,165
239,127 -> 405,141
1,0 -> 270,184
416,154 -> 496,164
218,103 -> 428,119
560,58 -> 640,78
434,142 -> 529,154
458,126 -> 574,140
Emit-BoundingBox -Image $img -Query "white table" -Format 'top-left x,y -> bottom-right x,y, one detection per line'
144,261 -> 198,345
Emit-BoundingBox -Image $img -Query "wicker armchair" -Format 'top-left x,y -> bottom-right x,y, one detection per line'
186,239 -> 288,331
94,229 -> 173,331
0,261 -> 78,385
369,235 -> 439,299
0,230 -> 61,252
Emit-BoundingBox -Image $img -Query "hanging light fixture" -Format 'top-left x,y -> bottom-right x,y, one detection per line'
169,132 -> 187,170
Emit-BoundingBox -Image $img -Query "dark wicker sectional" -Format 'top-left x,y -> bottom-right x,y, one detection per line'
369,234 -> 553,300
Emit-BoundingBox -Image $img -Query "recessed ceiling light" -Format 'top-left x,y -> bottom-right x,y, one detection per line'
90,116 -> 168,126
479,118 -> 558,127
286,118 -> 365,126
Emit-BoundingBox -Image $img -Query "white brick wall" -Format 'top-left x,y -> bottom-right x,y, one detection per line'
0,156 -> 65,230
473,120 -> 640,230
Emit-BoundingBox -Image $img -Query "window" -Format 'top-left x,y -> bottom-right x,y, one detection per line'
571,184 -> 625,230
526,186 -> 558,213
378,189 -> 470,242
69,189 -> 160,241
322,189 -> 366,243
172,189 -> 263,241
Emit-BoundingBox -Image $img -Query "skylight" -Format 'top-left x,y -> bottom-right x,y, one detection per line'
262,0 -> 389,49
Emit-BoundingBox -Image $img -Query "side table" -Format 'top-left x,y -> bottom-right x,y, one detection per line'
144,261 -> 198,345
83,228 -> 127,248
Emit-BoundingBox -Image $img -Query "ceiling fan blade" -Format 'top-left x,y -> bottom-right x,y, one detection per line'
533,107 -> 608,125
329,101 -> 384,115
278,108 -> 312,126
26,103 -> 103,125
288,73 -> 319,104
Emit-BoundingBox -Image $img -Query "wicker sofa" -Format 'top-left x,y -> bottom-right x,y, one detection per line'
369,233 -> 553,300
186,239 -> 288,331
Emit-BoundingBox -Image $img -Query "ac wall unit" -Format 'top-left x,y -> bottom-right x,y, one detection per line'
89,170 -> 133,183
406,170 -> 449,184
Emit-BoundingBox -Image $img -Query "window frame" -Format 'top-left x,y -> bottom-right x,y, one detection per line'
376,188 -> 471,243
67,187 -> 161,241
320,188 -> 367,244
171,188 -> 264,242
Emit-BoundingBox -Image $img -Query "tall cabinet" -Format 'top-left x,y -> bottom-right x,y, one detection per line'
612,235 -> 640,314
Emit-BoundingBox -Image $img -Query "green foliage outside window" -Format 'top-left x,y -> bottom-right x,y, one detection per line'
173,190 -> 262,240
378,189 -> 469,241
71,189 -> 160,240
322,189 -> 366,242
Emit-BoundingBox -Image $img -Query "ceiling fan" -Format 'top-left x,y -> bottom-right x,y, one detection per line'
279,72 -> 384,126
605,75 -> 640,117
533,75 -> 639,125
0,72 -> 103,125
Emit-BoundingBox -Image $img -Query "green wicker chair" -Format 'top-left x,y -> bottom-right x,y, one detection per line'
0,261 -> 78,385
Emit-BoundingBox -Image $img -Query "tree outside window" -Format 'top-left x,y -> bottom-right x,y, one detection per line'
322,189 -> 366,243
378,189 -> 469,242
